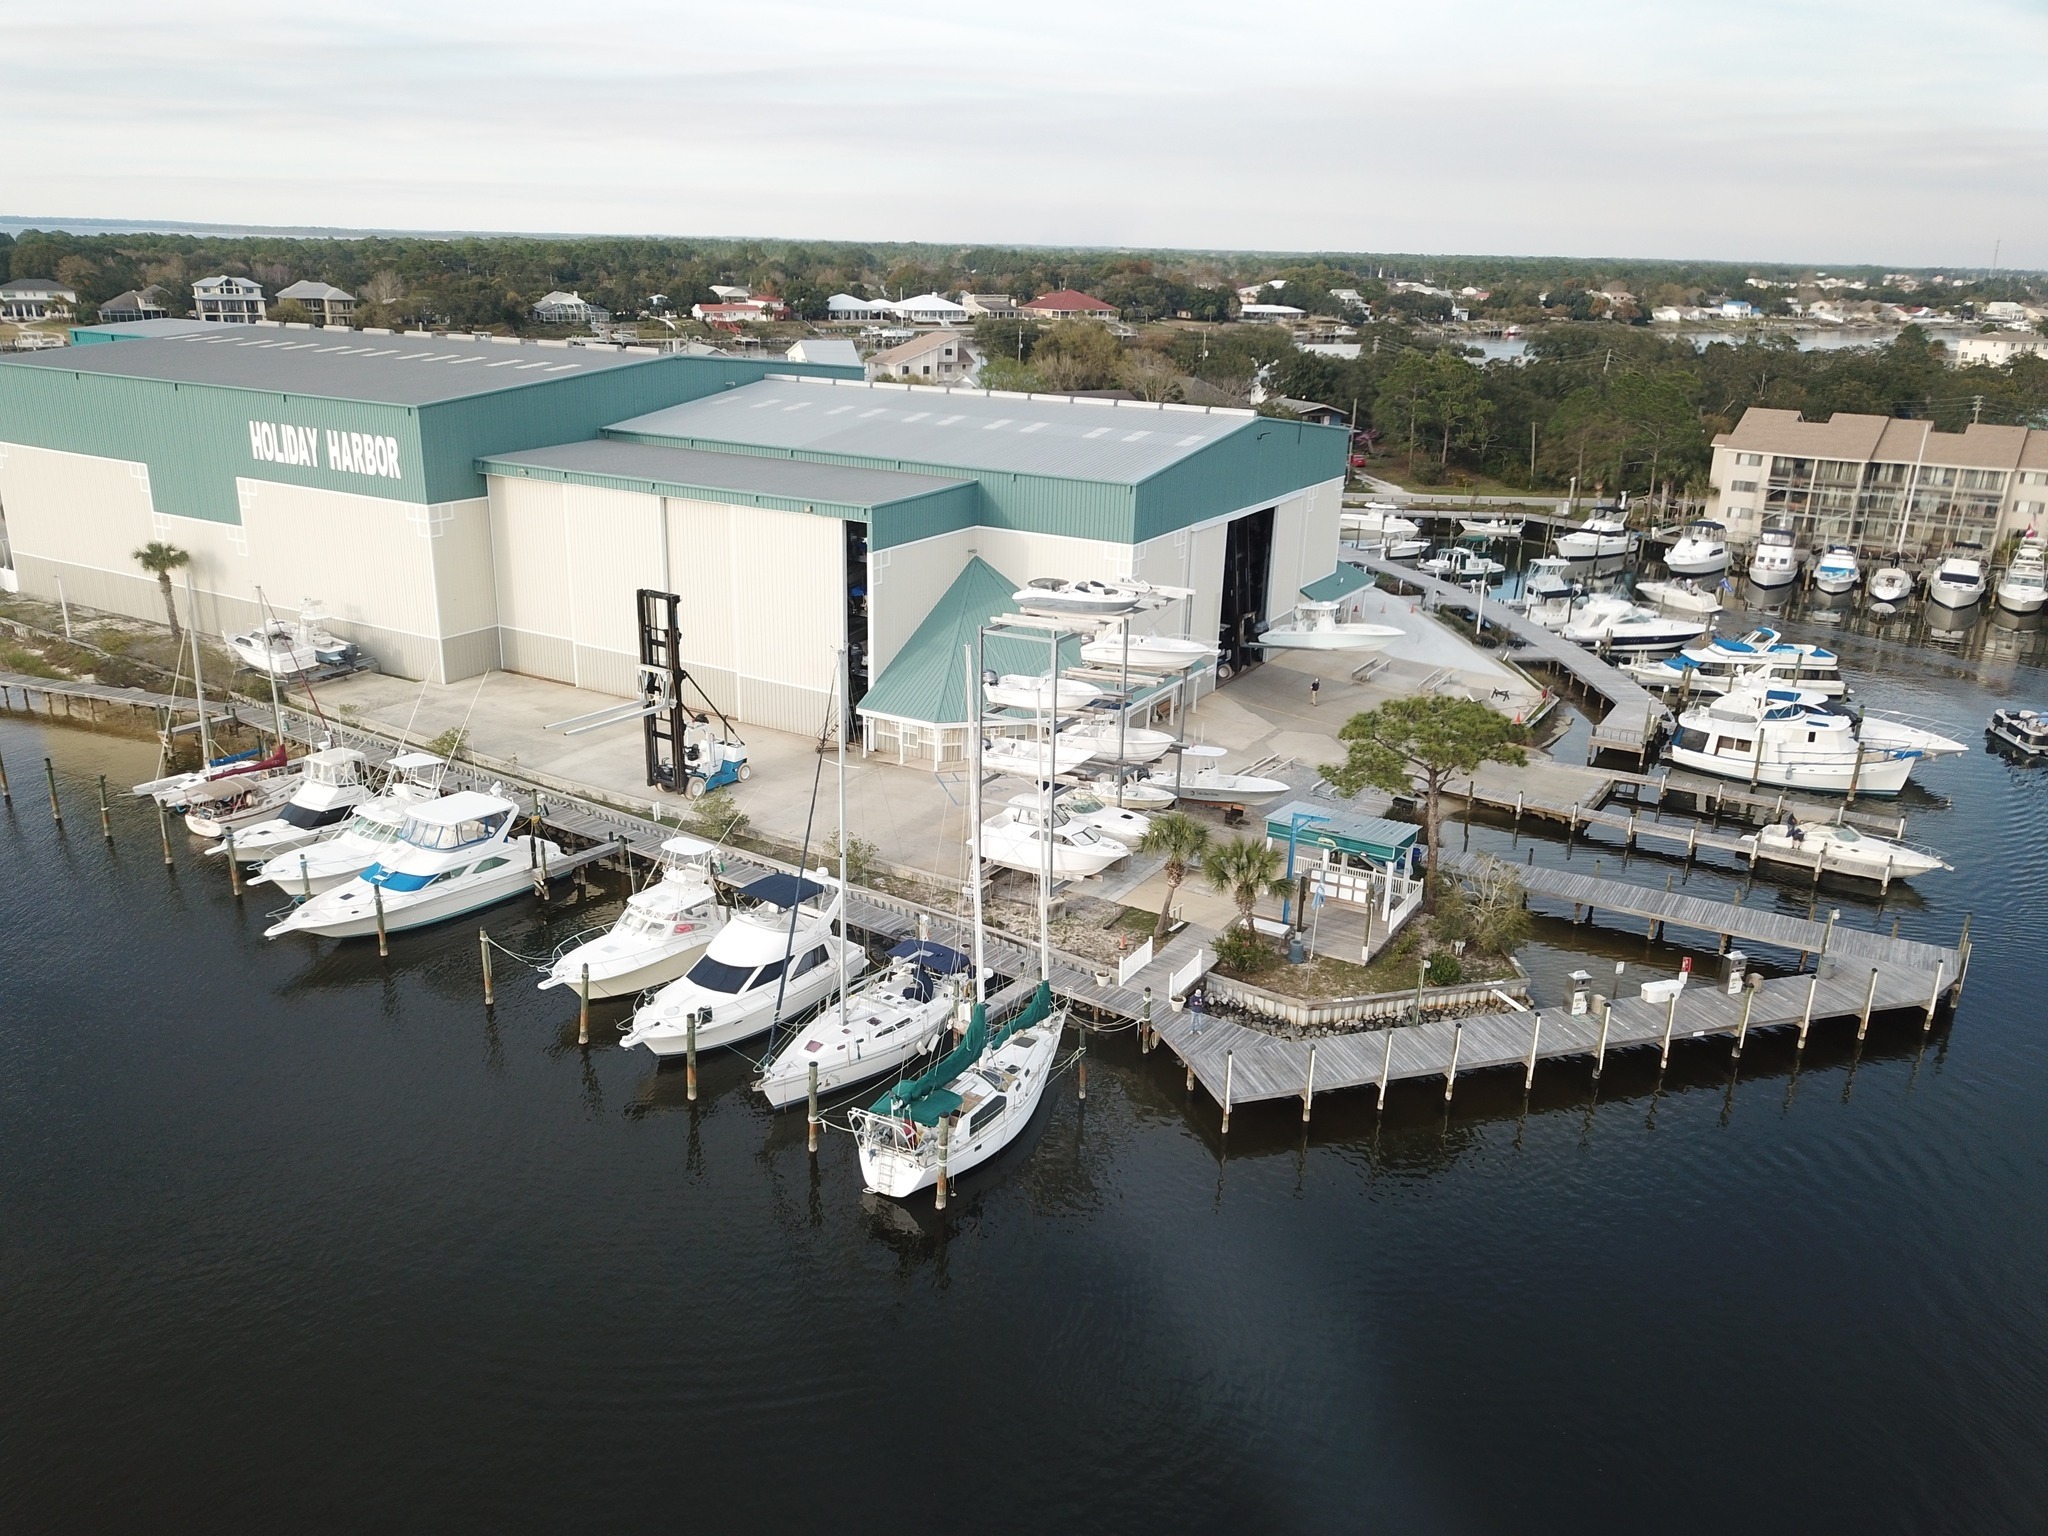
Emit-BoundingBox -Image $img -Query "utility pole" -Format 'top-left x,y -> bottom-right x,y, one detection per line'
1973,394 -> 1985,425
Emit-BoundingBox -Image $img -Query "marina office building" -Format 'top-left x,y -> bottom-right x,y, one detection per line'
0,328 -> 1346,746
1709,408 -> 2048,555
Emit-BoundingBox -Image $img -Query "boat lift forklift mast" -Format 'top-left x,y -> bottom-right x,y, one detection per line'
545,589 -> 750,797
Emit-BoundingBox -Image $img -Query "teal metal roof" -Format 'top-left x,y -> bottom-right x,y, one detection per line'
857,557 -> 1082,727
1301,564 -> 1372,602
1263,800 -> 1417,863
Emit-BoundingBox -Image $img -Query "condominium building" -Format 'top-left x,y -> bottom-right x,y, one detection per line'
1709,408 -> 2048,555
192,275 -> 265,323
275,280 -> 357,326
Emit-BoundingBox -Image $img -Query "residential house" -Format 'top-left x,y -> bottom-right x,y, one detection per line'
532,290 -> 611,326
275,279 -> 357,326
96,286 -> 169,323
1020,289 -> 1117,321
691,299 -> 785,325
961,294 -> 1016,318
1954,334 -> 2048,367
865,330 -> 978,383
892,293 -> 969,325
1239,303 -> 1307,324
192,275 -> 265,323
1714,300 -> 1760,319
708,285 -> 752,303
0,279 -> 80,322
827,293 -> 889,321
785,338 -> 861,367
1267,397 -> 1349,427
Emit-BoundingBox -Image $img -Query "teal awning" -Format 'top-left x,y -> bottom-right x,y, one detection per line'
870,982 -> 1056,1126
1301,563 -> 1371,602
857,557 -> 1082,728
1264,799 -> 1417,863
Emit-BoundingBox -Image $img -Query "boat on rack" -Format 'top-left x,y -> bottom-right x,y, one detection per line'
1812,545 -> 1861,594
1665,686 -> 1950,795
1078,629 -> 1217,673
264,791 -> 558,939
1629,627 -> 1845,697
205,746 -> 370,861
755,939 -> 972,1109
618,871 -> 868,1055
223,601 -> 362,677
1737,820 -> 1950,881
1665,519 -> 1731,576
1066,768 -> 1177,810
984,672 -> 1104,713
1170,758 -> 1292,809
981,801 -> 1128,877
1012,789 -> 1150,847
1928,546 -> 1986,609
1560,594 -> 1705,657
1997,534 -> 2047,615
1011,578 -> 1151,618
1868,567 -> 1915,605
1986,707 -> 2048,755
1556,516 -> 1634,560
1634,577 -> 1723,617
981,733 -> 1098,780
1747,525 -> 1801,588
246,753 -> 447,896
1339,504 -> 1420,546
539,834 -> 727,998
1252,599 -> 1403,652
1459,516 -> 1525,539
1418,546 -> 1504,582
1060,716 -> 1175,764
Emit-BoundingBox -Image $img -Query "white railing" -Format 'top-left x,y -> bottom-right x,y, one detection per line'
1169,947 -> 1211,999
1116,937 -> 1154,986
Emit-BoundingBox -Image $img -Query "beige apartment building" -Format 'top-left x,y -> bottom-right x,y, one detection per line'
1709,408 -> 2048,556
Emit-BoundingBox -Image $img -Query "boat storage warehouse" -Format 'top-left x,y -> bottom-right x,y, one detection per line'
0,329 -> 1348,737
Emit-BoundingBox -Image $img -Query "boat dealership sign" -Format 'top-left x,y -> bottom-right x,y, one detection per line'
248,419 -> 402,481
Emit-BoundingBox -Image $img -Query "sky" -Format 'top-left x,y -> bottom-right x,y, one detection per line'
5,0 -> 2045,268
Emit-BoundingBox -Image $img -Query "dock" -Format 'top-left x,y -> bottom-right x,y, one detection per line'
1349,553 -> 1670,761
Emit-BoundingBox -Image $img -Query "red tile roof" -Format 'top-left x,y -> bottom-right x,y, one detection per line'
1020,288 -> 1116,314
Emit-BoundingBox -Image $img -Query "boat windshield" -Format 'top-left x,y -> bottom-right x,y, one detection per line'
344,815 -> 399,842
686,953 -> 786,994
400,810 -> 510,849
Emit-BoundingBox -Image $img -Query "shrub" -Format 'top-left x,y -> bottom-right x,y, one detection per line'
95,655 -> 145,688
824,830 -> 880,886
423,725 -> 470,761
1213,923 -> 1276,975
1425,951 -> 1464,986
690,787 -> 749,843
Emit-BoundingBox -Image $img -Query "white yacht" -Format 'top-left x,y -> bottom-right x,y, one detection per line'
1667,687 -> 1947,795
1812,545 -> 1861,594
1747,525 -> 1801,588
539,834 -> 727,998
246,752 -> 444,895
1520,556 -> 1579,628
1738,821 -> 1950,881
1996,536 -> 2047,615
1665,519 -> 1731,577
1340,504 -> 1420,546
981,733 -> 1098,780
183,762 -> 307,839
618,871 -> 869,1056
1418,546 -> 1505,582
851,981 -> 1066,1201
980,801 -> 1128,878
1079,630 -> 1218,673
755,938 -> 972,1109
1556,516 -> 1634,560
984,672 -> 1104,714
1253,599 -> 1403,651
1631,627 -> 1845,697
1060,716 -> 1175,764
1560,594 -> 1705,657
1633,578 -> 1723,617
1012,789 -> 1150,847
223,601 -> 360,676
1868,567 -> 1915,605
1068,770 -> 1177,810
205,747 -> 370,862
264,791 -> 558,939
1928,547 -> 1987,608
1459,516 -> 1525,539
1011,578 -> 1150,618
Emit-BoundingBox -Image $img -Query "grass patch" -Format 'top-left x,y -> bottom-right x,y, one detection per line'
1213,914 -> 1519,1003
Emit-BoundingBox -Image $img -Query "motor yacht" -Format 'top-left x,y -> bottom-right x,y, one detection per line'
264,791 -> 557,939
1996,535 -> 2047,615
1988,707 -> 2048,756
1012,789 -> 1150,847
1665,519 -> 1731,577
1011,578 -> 1150,618
1556,516 -> 1633,560
1667,687 -> 1943,795
1418,546 -> 1505,582
1738,821 -> 1950,881
246,752 -> 445,895
981,733 -> 1098,780
1630,627 -> 1845,696
1927,546 -> 1986,609
1812,545 -> 1861,595
539,834 -> 728,998
1520,556 -> 1579,628
755,939 -> 972,1109
1560,594 -> 1705,657
618,871 -> 869,1056
850,981 -> 1066,1201
1868,567 -> 1915,605
1459,516 -> 1525,539
1253,599 -> 1403,652
1747,525 -> 1801,588
222,601 -> 361,677
980,801 -> 1128,877
1633,578 -> 1723,617
984,672 -> 1104,714
1078,629 -> 1218,673
205,747 -> 370,862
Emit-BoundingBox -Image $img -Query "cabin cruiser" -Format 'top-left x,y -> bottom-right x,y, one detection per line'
1253,599 -> 1403,651
1078,630 -> 1217,673
851,981 -> 1067,1201
1340,504 -> 1420,547
183,761 -> 307,839
1868,567 -> 1915,605
1747,525 -> 1801,588
618,871 -> 869,1056
984,672 -> 1104,714
1997,535 -> 2047,615
264,791 -> 558,939
1665,520 -> 1731,577
1418,546 -> 1505,582
1927,546 -> 1986,609
1738,820 -> 1950,881
1666,686 -> 1946,795
1012,789 -> 1150,847
1556,516 -> 1633,560
1634,577 -> 1723,617
247,752 -> 444,894
755,939 -> 973,1109
1060,715 -> 1176,764
1560,594 -> 1705,657
539,835 -> 727,999
1011,578 -> 1150,618
205,747 -> 370,861
1987,707 -> 2048,756
1459,516 -> 1525,539
222,601 -> 360,677
1520,556 -> 1579,628
980,800 -> 1128,877
982,733 -> 1098,780
1631,627 -> 1845,697
1812,545 -> 1861,594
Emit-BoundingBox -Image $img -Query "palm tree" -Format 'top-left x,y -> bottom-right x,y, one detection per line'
132,541 -> 190,640
1137,811 -> 1210,941
1201,835 -> 1290,933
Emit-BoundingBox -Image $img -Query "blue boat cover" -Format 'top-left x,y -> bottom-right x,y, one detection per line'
886,938 -> 973,973
741,872 -> 827,909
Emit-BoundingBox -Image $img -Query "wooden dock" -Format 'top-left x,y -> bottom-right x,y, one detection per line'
1349,554 -> 1670,759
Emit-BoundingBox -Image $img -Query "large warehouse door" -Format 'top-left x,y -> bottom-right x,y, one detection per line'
1217,506 -> 1275,677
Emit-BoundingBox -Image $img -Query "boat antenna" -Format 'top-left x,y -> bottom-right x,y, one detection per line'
1040,622 -> 1055,983
964,638 -> 986,1003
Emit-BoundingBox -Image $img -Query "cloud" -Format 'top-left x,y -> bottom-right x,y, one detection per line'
5,0 -> 2044,266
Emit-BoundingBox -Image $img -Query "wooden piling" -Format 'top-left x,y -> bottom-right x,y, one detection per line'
1594,997 -> 1612,1077
1443,1022 -> 1463,1102
1923,960 -> 1945,1031
1797,970 -> 1819,1047
1378,1027 -> 1394,1110
1302,1044 -> 1317,1123
373,882 -> 387,957
1734,983 -> 1756,1058
480,928 -> 495,1006
1659,990 -> 1678,1069
1078,1054 -> 1087,1102
97,776 -> 112,840
226,829 -> 240,897
1221,1050 -> 1234,1134
1140,987 -> 1153,1053
935,1116 -> 951,1209
43,757 -> 60,822
0,745 -> 10,802
578,963 -> 590,1046
158,801 -> 172,866
1524,1010 -> 1542,1090
807,1061 -> 820,1155
1857,967 -> 1879,1040
686,1015 -> 699,1100
297,853 -> 311,901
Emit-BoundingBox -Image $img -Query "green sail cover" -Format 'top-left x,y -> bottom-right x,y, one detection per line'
870,981 -> 1056,1127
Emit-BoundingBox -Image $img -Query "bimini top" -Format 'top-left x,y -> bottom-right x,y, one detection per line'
739,872 -> 828,909
885,938 -> 972,973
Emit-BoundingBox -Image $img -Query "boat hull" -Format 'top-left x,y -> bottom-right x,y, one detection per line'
265,856 -> 553,939
1741,829 -> 1944,880
627,943 -> 870,1055
757,995 -> 955,1109
856,1026 -> 1063,1199
1253,624 -> 1401,651
1996,584 -> 2046,615
539,937 -> 714,998
1666,551 -> 1730,576
1927,583 -> 1981,610
1665,744 -> 1913,795
1812,572 -> 1859,595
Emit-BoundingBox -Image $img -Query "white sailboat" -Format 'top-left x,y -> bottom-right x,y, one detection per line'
754,938 -> 972,1109
183,762 -> 307,838
1665,519 -> 1731,576
539,834 -> 728,998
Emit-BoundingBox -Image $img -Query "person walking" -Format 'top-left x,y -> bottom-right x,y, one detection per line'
1310,676 -> 1322,708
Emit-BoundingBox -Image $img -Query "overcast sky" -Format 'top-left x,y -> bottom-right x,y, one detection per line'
6,0 -> 2044,268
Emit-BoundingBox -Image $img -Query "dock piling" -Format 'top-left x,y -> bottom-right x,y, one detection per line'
1078,1052 -> 1087,1102
1797,970 -> 1819,1047
43,757 -> 60,823
1734,982 -> 1756,1058
807,1061 -> 820,1155
578,963 -> 590,1046
685,1015 -> 699,1099
935,1116 -> 950,1209
1524,1010 -> 1542,1090
1141,986 -> 1153,1053
1594,997 -> 1612,1077
373,883 -> 387,957
1923,960 -> 1946,1030
0,745 -> 9,802
97,775 -> 111,840
1221,1050 -> 1234,1134
1857,967 -> 1879,1040
1378,1026 -> 1394,1110
1302,1044 -> 1317,1123
1659,991 -> 1678,1069
1444,1021 -> 1463,1102
480,928 -> 495,1006
226,829 -> 240,897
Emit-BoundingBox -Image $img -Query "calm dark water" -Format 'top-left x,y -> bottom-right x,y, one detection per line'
5,606 -> 2048,1535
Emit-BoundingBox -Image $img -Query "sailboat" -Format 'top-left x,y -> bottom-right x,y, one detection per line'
755,938 -> 971,1109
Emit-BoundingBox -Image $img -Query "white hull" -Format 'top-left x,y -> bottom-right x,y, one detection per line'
1557,534 -> 1631,560
1254,623 -> 1401,651
856,1020 -> 1063,1199
213,821 -> 329,861
1666,550 -> 1730,576
1664,743 -> 1914,795
630,943 -> 869,1054
1634,580 -> 1722,616
1747,563 -> 1798,588
540,937 -> 714,999
1868,572 -> 1914,604
1996,583 -> 2047,615
1812,575 -> 1858,595
1079,636 -> 1218,673
267,845 -> 558,937
248,851 -> 372,896
1172,771 -> 1290,807
1740,825 -> 1947,880
757,979 -> 957,1109
1927,582 -> 1981,610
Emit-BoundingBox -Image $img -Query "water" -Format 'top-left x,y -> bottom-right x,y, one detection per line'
5,631 -> 2048,1532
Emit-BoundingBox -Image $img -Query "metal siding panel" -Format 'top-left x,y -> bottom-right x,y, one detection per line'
561,483 -> 662,661
489,476 -> 572,644
0,440 -> 159,579
665,496 -> 735,671
867,526 -> 979,680
236,478 -> 442,658
1133,419 -> 1349,543
428,497 -> 498,641
732,508 -> 840,699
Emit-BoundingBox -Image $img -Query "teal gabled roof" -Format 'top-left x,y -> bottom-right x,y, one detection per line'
857,556 -> 1082,727
1301,563 -> 1372,602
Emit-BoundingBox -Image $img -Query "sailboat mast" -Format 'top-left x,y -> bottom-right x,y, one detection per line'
964,638 -> 986,1003
256,586 -> 285,745
834,643 -> 849,1035
1040,625 -> 1054,983
183,565 -> 212,763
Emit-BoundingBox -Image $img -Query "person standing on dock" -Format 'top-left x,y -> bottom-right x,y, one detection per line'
1310,676 -> 1322,708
